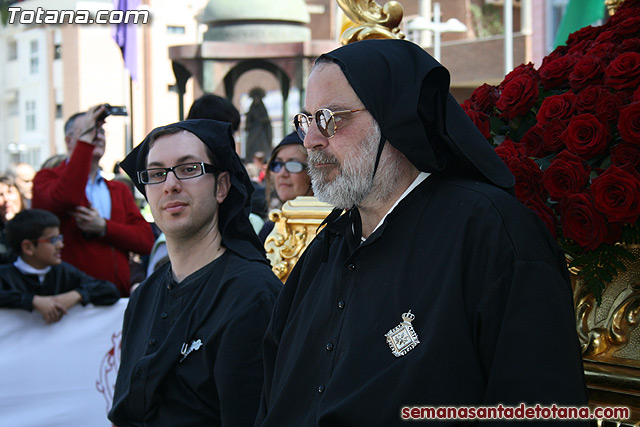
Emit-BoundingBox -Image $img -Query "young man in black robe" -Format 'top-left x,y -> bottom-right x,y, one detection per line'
109,119 -> 281,426
0,209 -> 120,323
257,39 -> 589,426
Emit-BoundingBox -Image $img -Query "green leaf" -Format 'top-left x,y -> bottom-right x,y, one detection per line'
490,116 -> 509,135
534,153 -> 555,172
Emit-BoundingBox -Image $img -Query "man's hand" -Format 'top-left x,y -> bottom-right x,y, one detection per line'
32,295 -> 67,324
75,104 -> 107,143
52,290 -> 83,311
72,206 -> 107,235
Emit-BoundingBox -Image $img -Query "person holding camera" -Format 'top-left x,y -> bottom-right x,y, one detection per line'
32,105 -> 154,296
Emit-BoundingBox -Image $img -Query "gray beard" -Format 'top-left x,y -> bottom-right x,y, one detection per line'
308,126 -> 404,209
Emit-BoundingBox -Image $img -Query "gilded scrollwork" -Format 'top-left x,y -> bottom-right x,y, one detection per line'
336,0 -> 405,45
573,246 -> 640,366
264,196 -> 334,282
605,0 -> 625,15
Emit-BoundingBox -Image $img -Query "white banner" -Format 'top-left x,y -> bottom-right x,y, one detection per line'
0,299 -> 128,427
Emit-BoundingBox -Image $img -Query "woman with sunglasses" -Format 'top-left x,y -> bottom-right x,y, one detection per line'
258,132 -> 313,242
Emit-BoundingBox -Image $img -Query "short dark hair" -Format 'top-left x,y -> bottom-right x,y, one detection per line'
186,94 -> 240,132
6,209 -> 60,255
64,112 -> 85,136
146,127 -> 220,169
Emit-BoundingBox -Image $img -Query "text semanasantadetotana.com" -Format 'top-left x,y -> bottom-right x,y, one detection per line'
401,404 -> 629,420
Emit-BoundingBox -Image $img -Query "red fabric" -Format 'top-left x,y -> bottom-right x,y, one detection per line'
32,141 -> 154,296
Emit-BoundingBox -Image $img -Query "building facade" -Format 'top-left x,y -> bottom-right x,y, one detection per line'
1,0 -> 574,173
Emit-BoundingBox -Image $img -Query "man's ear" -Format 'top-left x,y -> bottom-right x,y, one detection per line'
216,172 -> 231,204
21,239 -> 35,257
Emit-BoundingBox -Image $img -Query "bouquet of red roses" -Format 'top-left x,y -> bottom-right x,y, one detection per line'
462,0 -> 640,301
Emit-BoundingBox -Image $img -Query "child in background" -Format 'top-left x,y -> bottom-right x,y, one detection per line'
0,209 -> 120,324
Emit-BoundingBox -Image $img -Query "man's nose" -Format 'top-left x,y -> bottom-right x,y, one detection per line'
302,121 -> 329,151
163,170 -> 182,192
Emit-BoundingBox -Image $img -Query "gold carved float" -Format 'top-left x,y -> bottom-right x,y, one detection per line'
336,0 -> 405,44
572,246 -> 640,420
264,197 -> 333,282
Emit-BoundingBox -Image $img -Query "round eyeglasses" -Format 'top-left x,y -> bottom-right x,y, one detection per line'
138,162 -> 218,185
269,160 -> 307,174
293,108 -> 366,140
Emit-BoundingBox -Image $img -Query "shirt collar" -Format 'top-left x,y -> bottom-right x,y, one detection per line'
87,170 -> 105,185
363,171 -> 430,242
14,256 -> 51,283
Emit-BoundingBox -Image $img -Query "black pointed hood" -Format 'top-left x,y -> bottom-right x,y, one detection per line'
319,39 -> 514,191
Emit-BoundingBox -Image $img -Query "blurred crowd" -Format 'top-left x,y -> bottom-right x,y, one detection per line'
0,93 -> 314,299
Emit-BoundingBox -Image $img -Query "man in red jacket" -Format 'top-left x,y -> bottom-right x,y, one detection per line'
32,105 -> 154,296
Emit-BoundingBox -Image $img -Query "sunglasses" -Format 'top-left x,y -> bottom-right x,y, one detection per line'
293,108 -> 366,140
37,234 -> 64,245
269,160 -> 307,174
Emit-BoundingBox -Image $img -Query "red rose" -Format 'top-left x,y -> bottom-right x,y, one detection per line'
504,156 -> 543,202
562,113 -> 609,159
618,38 -> 640,55
496,74 -> 539,120
612,143 -> 640,168
568,40 -> 594,55
576,85 -> 606,113
566,25 -> 600,46
539,47 -> 567,70
586,42 -> 618,63
521,124 -> 545,157
542,119 -> 566,152
537,93 -> 576,125
591,164 -> 640,223
569,56 -> 605,92
469,83 -> 500,113
460,99 -> 473,113
596,92 -> 626,123
605,52 -> 640,91
543,150 -> 590,200
635,86 -> 640,103
494,137 -> 526,162
593,30 -> 619,46
560,193 -> 613,251
613,16 -> 640,37
618,102 -> 640,145
525,196 -> 558,238
466,110 -> 491,139
499,62 -> 537,89
539,56 -> 576,90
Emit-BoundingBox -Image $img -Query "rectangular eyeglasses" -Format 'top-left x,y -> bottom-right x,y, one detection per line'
138,162 -> 218,185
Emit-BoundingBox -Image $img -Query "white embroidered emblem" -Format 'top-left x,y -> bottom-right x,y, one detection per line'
179,339 -> 203,363
385,310 -> 420,357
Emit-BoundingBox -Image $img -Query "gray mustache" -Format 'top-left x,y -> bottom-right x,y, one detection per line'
308,150 -> 338,167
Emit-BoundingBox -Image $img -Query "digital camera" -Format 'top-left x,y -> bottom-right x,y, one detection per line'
97,104 -> 128,122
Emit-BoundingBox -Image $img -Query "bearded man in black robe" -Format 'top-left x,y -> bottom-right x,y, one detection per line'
109,120 -> 281,426
256,39 -> 588,426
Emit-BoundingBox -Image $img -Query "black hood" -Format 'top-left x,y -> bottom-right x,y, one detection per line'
320,39 -> 514,191
120,119 -> 266,263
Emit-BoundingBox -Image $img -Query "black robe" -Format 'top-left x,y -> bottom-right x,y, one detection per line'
0,261 -> 120,309
257,174 -> 588,426
109,250 -> 281,427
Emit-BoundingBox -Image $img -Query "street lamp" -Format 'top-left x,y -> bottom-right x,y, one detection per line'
406,2 -> 467,62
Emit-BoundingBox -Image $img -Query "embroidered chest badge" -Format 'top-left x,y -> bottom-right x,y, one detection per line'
179,339 -> 203,363
385,310 -> 420,357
